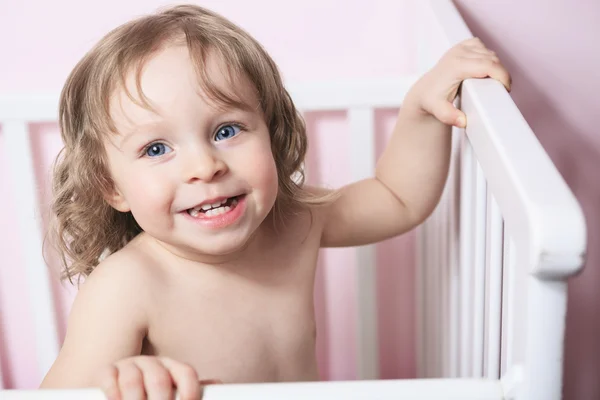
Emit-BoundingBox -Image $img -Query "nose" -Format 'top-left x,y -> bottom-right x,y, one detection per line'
182,145 -> 228,183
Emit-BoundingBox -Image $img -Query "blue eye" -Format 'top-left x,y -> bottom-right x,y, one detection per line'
145,143 -> 172,157
215,124 -> 241,141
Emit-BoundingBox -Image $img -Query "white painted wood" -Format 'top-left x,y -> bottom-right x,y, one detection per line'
521,278 -> 568,400
460,79 -> 585,279
0,78 -> 418,122
2,121 -> 60,382
500,366 -> 523,400
423,221 -> 431,378
347,108 -> 379,380
458,133 -> 474,378
0,94 -> 59,122
440,178 -> 449,377
416,0 -> 437,73
430,200 -> 441,376
429,0 -> 586,279
499,235 -> 513,377
283,78 -> 418,112
2,379 -> 504,400
448,128 -> 461,378
425,3 -> 587,399
428,0 -> 478,49
471,161 -> 487,377
483,195 -> 503,379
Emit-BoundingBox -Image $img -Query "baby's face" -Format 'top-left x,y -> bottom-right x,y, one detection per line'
104,45 -> 279,260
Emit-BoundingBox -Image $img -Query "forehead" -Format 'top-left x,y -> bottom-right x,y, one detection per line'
108,44 -> 260,134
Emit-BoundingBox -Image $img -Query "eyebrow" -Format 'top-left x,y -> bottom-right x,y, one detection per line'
119,120 -> 166,146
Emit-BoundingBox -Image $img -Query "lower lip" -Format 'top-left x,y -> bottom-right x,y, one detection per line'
182,196 -> 246,229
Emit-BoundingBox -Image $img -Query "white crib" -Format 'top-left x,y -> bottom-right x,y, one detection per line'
0,1 -> 586,399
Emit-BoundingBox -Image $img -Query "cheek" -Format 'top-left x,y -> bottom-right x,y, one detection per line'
119,166 -> 176,215
237,140 -> 279,199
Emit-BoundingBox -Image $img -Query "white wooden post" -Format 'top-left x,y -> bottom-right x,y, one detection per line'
2,120 -> 60,382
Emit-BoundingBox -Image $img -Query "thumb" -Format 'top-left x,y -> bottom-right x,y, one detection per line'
433,101 -> 467,128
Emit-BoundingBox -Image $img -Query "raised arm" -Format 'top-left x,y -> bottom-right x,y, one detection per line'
320,38 -> 511,247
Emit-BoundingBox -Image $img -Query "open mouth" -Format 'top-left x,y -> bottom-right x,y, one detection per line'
187,195 -> 242,218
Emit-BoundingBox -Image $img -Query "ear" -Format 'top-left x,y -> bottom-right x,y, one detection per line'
104,187 -> 131,213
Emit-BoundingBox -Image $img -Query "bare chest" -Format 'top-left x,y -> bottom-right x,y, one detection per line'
144,230 -> 321,383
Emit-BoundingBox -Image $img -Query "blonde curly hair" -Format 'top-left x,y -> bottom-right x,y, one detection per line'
48,4 -> 336,283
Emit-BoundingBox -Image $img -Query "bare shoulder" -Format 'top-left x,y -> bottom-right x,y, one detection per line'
278,185 -> 336,242
300,184 -> 339,240
40,234 -> 160,387
301,184 -> 338,223
75,235 -> 163,317
87,234 -> 164,295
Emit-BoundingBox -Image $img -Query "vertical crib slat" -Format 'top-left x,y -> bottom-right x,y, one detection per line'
458,132 -> 474,377
347,108 -> 379,380
3,120 -> 59,382
424,205 -> 435,377
423,220 -> 432,378
415,221 -> 426,378
423,210 -> 432,378
500,235 -> 516,376
439,182 -> 449,377
448,129 -> 461,378
484,194 -> 503,378
471,161 -> 487,377
430,197 -> 440,376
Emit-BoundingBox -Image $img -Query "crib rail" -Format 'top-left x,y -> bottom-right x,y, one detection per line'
416,2 -> 586,400
4,379 -> 504,400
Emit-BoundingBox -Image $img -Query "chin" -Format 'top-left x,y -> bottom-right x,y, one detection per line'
187,225 -> 261,258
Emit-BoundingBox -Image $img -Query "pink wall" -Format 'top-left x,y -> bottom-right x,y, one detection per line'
452,1 -> 600,399
0,0 -> 416,388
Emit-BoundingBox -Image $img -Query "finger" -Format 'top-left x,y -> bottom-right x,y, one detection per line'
133,357 -> 175,400
462,37 -> 486,49
464,47 -> 497,59
461,57 -> 512,92
117,362 -> 145,400
98,365 -> 122,400
160,358 -> 201,400
461,52 -> 501,66
432,100 -> 466,128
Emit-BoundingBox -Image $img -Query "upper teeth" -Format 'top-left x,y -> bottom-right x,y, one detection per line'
191,197 -> 233,213
201,200 -> 227,211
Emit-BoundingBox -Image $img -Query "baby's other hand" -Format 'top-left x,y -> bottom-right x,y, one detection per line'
405,37 -> 512,128
97,356 -> 217,400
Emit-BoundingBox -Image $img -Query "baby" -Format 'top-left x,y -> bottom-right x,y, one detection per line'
39,4 -> 510,400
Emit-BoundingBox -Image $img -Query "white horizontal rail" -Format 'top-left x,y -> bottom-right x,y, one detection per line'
2,379 -> 504,400
0,77 -> 418,122
289,77 -> 418,111
460,80 -> 585,278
